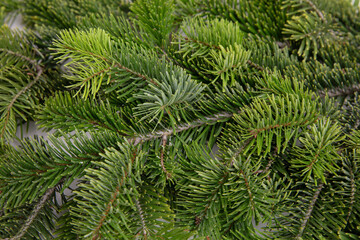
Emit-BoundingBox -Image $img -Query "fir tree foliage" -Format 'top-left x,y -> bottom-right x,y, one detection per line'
1,0 -> 360,239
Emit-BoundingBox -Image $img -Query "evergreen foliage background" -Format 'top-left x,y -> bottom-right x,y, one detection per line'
0,0 -> 360,239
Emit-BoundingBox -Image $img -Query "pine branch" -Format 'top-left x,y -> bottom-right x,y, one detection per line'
295,182 -> 324,240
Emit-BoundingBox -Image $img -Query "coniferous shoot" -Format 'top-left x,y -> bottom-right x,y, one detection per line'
0,0 -> 360,239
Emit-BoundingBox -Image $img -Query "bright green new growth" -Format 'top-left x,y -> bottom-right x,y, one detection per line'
1,0 -> 360,239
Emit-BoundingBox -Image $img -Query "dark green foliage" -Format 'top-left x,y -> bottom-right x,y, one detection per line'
0,202 -> 56,239
130,0 -> 175,48
1,0 -> 360,239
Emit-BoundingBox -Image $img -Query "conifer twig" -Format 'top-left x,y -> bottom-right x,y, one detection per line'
4,184 -> 57,240
197,138 -> 253,226
0,47 -> 44,139
346,167 -> 356,224
253,159 -> 274,175
131,111 -> 235,145
295,183 -> 324,239
318,83 -> 360,98
304,0 -> 326,23
135,198 -> 148,238
0,67 -> 43,139
0,48 -> 39,66
160,134 -> 171,179
246,60 -> 264,71
91,150 -> 137,240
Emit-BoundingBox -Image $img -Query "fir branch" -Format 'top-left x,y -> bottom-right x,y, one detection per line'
239,169 -> 255,210
160,134 -> 171,179
91,150 -> 137,240
181,37 -> 264,71
183,36 -> 221,50
196,139 -> 252,225
0,45 -> 44,140
318,83 -> 360,98
4,183 -> 59,240
0,48 -> 38,66
131,111 -> 234,145
246,60 -> 264,71
253,159 -> 274,175
196,173 -> 228,225
112,63 -> 157,86
64,46 -> 157,86
0,67 -> 43,139
63,45 -> 108,62
92,185 -> 121,240
229,138 -> 253,167
7,68 -> 43,111
295,183 -> 324,240
346,167 -> 356,224
60,109 -> 129,136
303,0 -> 326,23
82,66 -> 112,84
249,118 -> 315,138
306,146 -> 324,174
135,198 -> 148,238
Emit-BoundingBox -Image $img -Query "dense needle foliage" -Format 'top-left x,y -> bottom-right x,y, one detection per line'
0,0 -> 360,239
